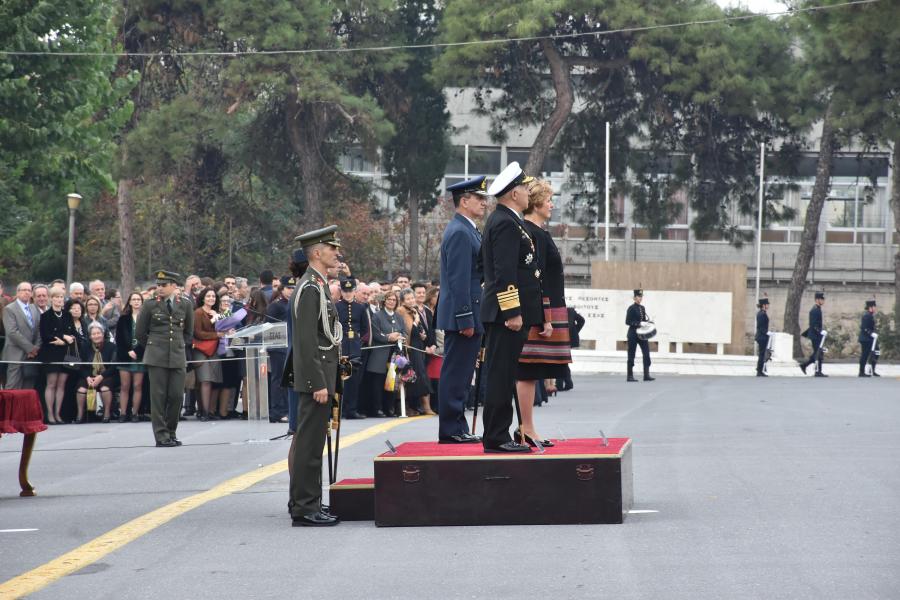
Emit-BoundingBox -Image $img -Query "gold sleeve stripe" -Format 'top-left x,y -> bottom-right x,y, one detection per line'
498,292 -> 520,311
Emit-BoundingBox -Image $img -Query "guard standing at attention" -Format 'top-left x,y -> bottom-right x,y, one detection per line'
625,289 -> 654,382
858,299 -> 878,377
480,162 -> 542,454
135,270 -> 194,447
336,276 -> 369,419
285,226 -> 343,527
800,291 -> 827,377
437,175 -> 488,444
755,296 -> 770,377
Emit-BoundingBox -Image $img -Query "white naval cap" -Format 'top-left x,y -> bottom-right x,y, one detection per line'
487,161 -> 534,198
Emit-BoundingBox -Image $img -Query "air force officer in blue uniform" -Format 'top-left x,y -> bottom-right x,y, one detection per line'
436,176 -> 489,443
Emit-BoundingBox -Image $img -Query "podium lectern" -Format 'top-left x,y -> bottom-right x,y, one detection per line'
229,323 -> 288,430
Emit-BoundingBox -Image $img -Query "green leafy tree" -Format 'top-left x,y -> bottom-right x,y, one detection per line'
216,0 -> 401,229
382,0 -> 450,279
0,0 -> 134,279
434,0 -> 650,175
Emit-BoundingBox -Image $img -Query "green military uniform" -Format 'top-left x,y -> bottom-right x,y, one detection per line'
286,229 -> 342,521
135,271 -> 194,446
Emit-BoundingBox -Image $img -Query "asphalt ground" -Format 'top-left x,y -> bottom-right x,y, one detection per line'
1,375 -> 898,599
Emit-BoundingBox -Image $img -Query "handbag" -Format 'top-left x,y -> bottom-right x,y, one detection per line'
193,337 -> 218,358
63,342 -> 82,371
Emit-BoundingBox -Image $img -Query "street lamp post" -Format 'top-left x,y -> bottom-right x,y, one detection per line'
66,193 -> 82,284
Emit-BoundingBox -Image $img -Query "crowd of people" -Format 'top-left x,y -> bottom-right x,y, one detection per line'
0,266 -> 580,433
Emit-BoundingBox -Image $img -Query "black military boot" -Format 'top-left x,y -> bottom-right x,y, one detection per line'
643,368 -> 655,382
626,368 -> 637,382
858,369 -> 870,378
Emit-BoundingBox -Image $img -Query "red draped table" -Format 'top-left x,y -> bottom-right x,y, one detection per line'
0,389 -> 47,496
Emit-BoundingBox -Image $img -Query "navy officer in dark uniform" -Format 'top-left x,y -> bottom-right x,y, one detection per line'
437,175 -> 488,444
858,299 -> 878,377
800,291 -> 826,376
755,296 -> 770,377
480,162 -> 542,453
336,276 -> 369,418
625,289 -> 654,382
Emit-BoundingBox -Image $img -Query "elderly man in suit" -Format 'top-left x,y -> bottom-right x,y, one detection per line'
2,282 -> 41,389
436,176 -> 489,444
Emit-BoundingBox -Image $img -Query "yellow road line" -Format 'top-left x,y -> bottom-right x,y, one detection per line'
0,416 -> 426,599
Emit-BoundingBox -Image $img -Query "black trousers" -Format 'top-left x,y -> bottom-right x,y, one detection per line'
802,334 -> 824,373
859,340 -> 873,373
268,350 -> 288,420
756,339 -> 768,373
626,335 -> 651,375
342,359 -> 363,415
481,322 -> 527,449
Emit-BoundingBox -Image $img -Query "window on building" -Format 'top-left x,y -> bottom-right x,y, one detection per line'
446,146 -> 501,175
507,148 -> 565,174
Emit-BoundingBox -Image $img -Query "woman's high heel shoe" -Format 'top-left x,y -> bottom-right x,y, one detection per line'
513,428 -> 555,448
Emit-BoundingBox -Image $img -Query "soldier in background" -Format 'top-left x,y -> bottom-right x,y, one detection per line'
286,226 -> 343,527
858,299 -> 878,378
625,289 -> 654,382
755,297 -> 770,377
800,291 -> 826,377
336,276 -> 369,420
135,271 -> 194,447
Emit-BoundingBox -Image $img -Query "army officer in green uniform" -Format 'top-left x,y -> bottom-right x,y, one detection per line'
286,226 -> 343,526
135,270 -> 194,447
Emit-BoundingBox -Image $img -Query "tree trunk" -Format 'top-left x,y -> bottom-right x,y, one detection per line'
891,140 -> 900,317
408,192 -> 420,280
524,39 -> 575,176
116,160 -> 136,293
285,94 -> 326,228
784,102 -> 836,357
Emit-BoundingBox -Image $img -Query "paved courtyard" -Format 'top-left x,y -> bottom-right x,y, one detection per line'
1,374 -> 898,599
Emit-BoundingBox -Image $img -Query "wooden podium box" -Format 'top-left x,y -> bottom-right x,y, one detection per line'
328,478 -> 375,521
374,438 -> 632,527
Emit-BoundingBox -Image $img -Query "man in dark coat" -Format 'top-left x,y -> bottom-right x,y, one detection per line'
436,176 -> 488,444
480,162 -> 542,453
625,289 -> 654,382
755,297 -> 770,377
800,291 -> 827,377
285,226 -> 342,527
336,276 -> 369,419
266,275 -> 294,422
135,271 -> 193,447
858,299 -> 878,377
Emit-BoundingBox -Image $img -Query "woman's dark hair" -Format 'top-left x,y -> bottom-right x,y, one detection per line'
65,298 -> 86,320
122,292 -> 143,316
289,259 -> 309,278
196,287 -> 218,309
424,286 -> 439,309
382,290 -> 398,310
247,289 -> 269,324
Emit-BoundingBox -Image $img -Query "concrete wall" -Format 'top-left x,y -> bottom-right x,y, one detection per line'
591,261 -> 747,355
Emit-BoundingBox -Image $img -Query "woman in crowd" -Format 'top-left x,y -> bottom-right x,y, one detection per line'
423,286 -> 443,411
193,287 -> 224,421
398,288 -> 434,416
101,287 -> 122,332
212,292 -> 244,419
84,295 -> 108,336
367,290 -> 406,417
39,288 -> 75,424
116,292 -> 146,422
244,288 -> 268,326
75,323 -> 118,423
515,179 -> 572,447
